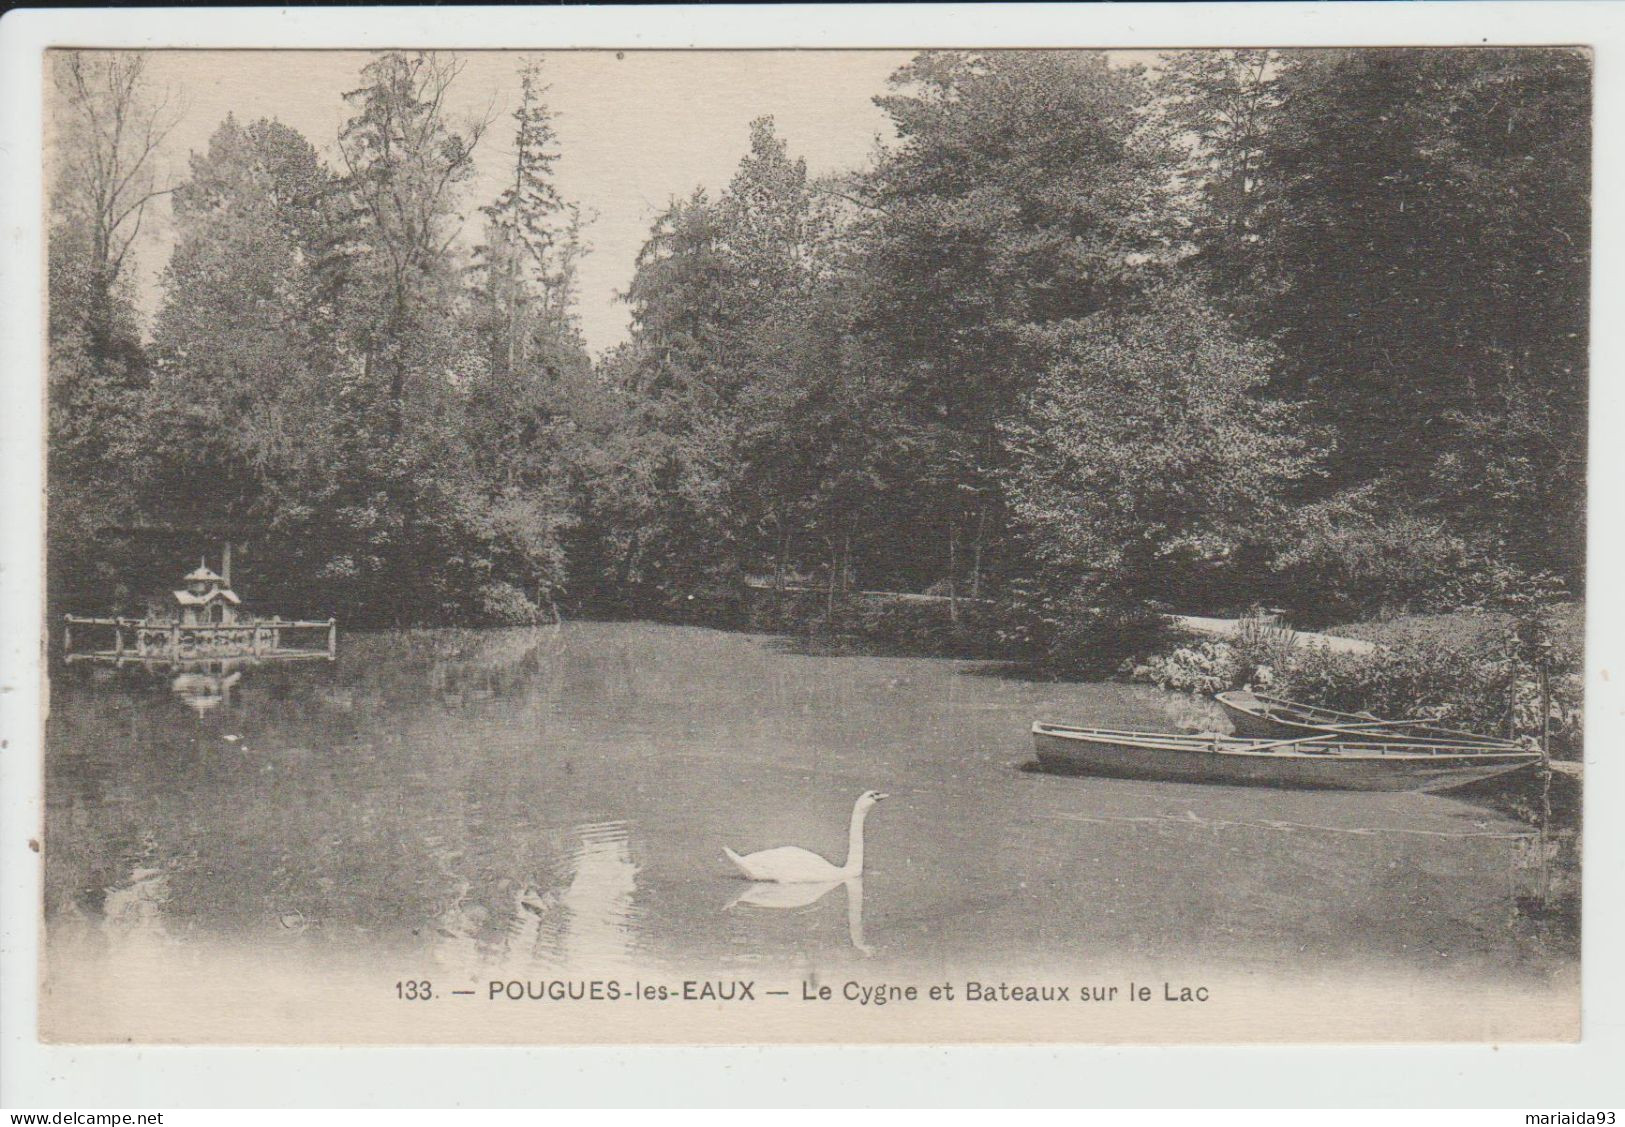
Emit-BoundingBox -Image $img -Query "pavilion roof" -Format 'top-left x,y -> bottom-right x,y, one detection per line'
173,588 -> 241,606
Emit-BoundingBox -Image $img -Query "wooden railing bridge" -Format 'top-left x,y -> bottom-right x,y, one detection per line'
63,616 -> 337,665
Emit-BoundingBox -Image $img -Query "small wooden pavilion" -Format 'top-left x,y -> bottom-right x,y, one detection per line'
63,549 -> 335,666
171,561 -> 242,625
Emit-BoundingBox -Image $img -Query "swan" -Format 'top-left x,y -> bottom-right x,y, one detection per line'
723,790 -> 888,882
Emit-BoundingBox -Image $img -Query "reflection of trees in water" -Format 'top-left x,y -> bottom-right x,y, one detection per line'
1128,684 -> 1231,733
98,865 -> 171,942
424,820 -> 642,975
1512,827 -> 1579,923
48,862 -> 175,964
45,622 -> 1582,978
46,625 -> 587,962
322,626 -> 564,714
1446,766 -> 1581,944
420,627 -> 565,710
519,821 -> 641,971
1508,816 -> 1581,949
45,684 -> 197,925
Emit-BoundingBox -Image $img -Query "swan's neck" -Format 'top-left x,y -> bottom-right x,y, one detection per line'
842,803 -> 872,877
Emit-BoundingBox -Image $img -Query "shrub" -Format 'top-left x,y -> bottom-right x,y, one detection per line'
1268,488 -> 1558,625
1289,639 -> 1516,738
1133,606 -> 1583,756
1285,618 -> 1580,755
1271,495 -> 1476,624
1327,610 -> 1515,649
1229,615 -> 1301,685
1135,640 -> 1244,695
475,580 -> 543,626
1033,598 -> 1176,678
1001,284 -> 1319,614
1133,614 -> 1298,694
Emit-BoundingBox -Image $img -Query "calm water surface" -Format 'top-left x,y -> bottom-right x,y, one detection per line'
45,622 -> 1577,991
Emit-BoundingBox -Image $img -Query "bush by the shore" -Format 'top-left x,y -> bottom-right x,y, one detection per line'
1134,607 -> 1583,756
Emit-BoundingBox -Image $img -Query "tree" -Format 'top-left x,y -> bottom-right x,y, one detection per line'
322,51 -> 522,623
457,60 -> 593,621
143,115 -> 342,610
46,51 -> 182,614
1255,48 -> 1589,592
1001,283 -> 1318,611
50,52 -> 183,308
621,190 -> 731,386
334,51 -> 491,428
717,118 -> 821,330
850,50 -> 1173,598
712,118 -> 860,585
577,194 -> 740,610
1154,50 -> 1279,308
472,59 -> 571,379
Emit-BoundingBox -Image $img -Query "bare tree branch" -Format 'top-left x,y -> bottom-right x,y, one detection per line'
52,49 -> 185,293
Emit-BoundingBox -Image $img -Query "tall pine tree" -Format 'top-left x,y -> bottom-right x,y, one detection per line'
473,60 -> 569,380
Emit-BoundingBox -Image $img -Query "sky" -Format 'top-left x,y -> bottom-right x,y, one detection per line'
111,49 -> 919,355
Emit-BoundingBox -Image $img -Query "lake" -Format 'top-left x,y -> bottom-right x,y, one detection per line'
42,621 -> 1579,1041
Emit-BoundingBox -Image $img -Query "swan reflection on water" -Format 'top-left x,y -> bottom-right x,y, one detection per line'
726,876 -> 873,956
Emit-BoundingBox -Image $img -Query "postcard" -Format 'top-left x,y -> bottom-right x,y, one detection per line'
7,9 -> 1609,1071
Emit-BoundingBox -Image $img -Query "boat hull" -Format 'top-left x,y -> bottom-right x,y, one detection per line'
1219,695 -> 1306,740
1215,689 -> 1520,748
1032,724 -> 1539,792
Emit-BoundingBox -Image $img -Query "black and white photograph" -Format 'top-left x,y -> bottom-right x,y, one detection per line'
19,30 -> 1594,1049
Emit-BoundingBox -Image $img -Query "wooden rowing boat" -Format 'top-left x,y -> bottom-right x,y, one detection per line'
1215,688 -> 1520,748
1031,722 -> 1540,792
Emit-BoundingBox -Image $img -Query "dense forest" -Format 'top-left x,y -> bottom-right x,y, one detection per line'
48,48 -> 1589,645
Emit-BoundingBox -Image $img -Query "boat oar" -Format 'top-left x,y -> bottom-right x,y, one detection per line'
1311,716 -> 1515,745
1253,692 -> 1436,732
1311,717 -> 1440,733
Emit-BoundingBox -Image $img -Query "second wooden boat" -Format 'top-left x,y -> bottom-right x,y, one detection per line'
1032,722 -> 1540,792
1215,688 -> 1520,748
